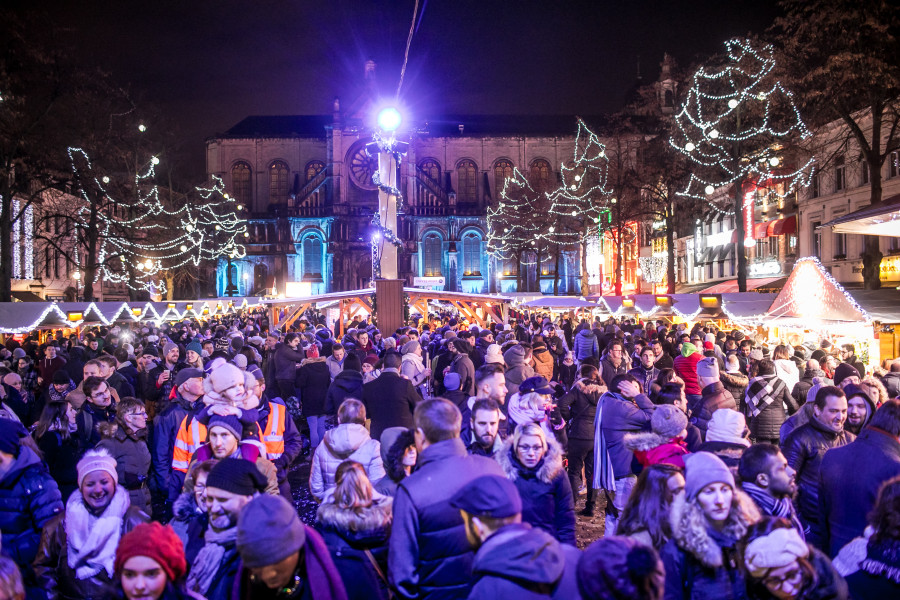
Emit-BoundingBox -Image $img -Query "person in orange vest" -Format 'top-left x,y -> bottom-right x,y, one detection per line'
248,366 -> 302,500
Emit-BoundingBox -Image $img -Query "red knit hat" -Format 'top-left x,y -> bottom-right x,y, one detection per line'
115,522 -> 186,582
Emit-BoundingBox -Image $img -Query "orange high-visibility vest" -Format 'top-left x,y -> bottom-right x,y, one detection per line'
262,402 -> 286,460
172,416 -> 207,472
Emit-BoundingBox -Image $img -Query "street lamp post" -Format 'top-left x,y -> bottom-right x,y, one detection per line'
72,270 -> 81,301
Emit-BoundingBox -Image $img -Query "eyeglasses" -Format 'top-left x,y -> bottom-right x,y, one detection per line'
517,444 -> 544,455
126,411 -> 148,418
763,568 -> 803,591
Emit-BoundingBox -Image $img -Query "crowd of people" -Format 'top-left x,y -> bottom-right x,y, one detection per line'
0,309 -> 898,599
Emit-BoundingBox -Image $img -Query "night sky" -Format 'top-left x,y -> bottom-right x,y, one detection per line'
10,0 -> 781,177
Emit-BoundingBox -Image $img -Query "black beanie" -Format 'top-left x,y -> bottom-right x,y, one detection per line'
52,370 -> 72,385
0,419 -> 28,456
205,458 -> 268,496
577,537 -> 664,600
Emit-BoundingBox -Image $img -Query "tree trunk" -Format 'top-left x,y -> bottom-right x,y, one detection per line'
553,249 -> 560,295
580,237 -> 590,297
0,184 -> 13,302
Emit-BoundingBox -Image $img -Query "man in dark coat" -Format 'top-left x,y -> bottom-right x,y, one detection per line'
627,346 -> 659,396
819,399 -> 900,557
448,339 -> 476,397
451,474 -> 581,600
882,361 -> 900,398
272,333 -> 307,400
389,399 -> 505,600
783,385 -> 855,549
146,342 -> 187,405
362,351 -> 421,441
295,347 -> 331,451
690,357 -> 737,440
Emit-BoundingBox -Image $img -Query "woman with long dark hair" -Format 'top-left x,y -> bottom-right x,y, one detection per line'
617,464 -> 685,550
34,400 -> 82,500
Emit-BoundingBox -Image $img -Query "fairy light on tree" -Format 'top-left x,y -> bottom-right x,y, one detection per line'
670,38 -> 814,291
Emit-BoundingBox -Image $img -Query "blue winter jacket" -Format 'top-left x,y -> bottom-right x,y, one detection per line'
573,329 -> 598,361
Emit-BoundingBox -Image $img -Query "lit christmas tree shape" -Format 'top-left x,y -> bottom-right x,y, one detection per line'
486,167 -> 543,264
765,256 -> 870,325
670,38 -> 815,216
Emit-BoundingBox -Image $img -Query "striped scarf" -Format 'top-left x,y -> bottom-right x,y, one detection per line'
745,374 -> 787,417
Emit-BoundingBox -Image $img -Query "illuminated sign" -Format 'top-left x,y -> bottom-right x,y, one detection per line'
706,229 -> 734,247
749,259 -> 781,277
67,312 -> 83,321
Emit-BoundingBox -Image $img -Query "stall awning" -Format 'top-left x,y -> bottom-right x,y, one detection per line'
820,195 -> 900,237
700,277 -> 784,293
772,215 -> 797,236
754,221 -> 770,238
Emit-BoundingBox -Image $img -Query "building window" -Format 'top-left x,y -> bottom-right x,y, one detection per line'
462,233 -> 481,276
423,234 -> 442,276
530,159 -> 552,193
305,161 -> 325,182
861,159 -> 870,185
834,231 -> 847,259
494,159 -> 514,199
231,162 -> 252,208
269,161 -> 290,205
811,173 -> 820,198
769,236 -> 778,257
811,221 -> 822,258
302,236 -> 323,278
503,257 -> 518,276
756,238 -> 766,258
419,159 -> 441,183
457,160 -> 477,203
890,151 -> 900,179
718,259 -> 725,278
788,235 -> 797,252
834,156 -> 846,191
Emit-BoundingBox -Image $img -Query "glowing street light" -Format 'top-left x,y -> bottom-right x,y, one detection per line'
377,107 -> 402,132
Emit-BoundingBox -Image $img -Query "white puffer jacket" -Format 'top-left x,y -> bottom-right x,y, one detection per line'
309,423 -> 385,502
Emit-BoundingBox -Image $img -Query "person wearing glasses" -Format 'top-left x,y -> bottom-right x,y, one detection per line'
97,397 -> 152,514
76,376 -> 117,449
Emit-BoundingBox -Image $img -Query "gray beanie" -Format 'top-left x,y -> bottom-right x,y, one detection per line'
684,451 -> 734,500
696,356 -> 719,379
651,405 -> 688,439
163,342 -> 179,356
237,494 -> 305,568
12,348 -> 26,360
379,427 -> 407,464
401,340 -> 421,356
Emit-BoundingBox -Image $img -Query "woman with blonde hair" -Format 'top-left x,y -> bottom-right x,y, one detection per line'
860,375 -> 889,408
773,344 -> 800,391
316,460 -> 392,600
496,422 -> 576,544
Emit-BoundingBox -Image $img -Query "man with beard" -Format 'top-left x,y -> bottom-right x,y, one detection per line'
738,443 -> 805,538
783,386 -> 855,548
819,399 -> 900,556
466,399 -> 503,457
185,458 -> 268,599
447,338 -> 476,397
843,384 -> 876,436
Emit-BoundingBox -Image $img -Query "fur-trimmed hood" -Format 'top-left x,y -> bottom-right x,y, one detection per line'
172,490 -> 200,521
496,434 -> 565,484
624,431 -> 673,452
572,378 -> 604,401
316,495 -> 393,535
720,370 -> 749,387
669,489 -> 760,568
300,356 -> 327,367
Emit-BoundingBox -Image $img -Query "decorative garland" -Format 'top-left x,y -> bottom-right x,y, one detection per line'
367,133 -> 407,281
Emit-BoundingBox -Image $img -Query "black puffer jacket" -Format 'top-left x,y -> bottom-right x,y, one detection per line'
558,378 -> 603,440
719,371 -> 749,411
96,425 -> 152,514
324,370 -> 364,415
783,419 -> 855,546
792,368 -> 827,406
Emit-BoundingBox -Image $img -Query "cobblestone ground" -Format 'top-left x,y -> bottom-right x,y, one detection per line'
289,452 -> 607,548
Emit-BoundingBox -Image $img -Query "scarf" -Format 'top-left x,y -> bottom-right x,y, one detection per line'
592,391 -> 619,491
65,485 -> 131,580
187,526 -> 239,595
742,482 -> 806,540
861,537 -> 900,584
745,374 -> 787,417
49,382 -> 76,403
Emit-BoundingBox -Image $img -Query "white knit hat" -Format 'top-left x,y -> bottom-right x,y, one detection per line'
705,409 -> 751,447
485,344 -> 504,364
744,528 -> 809,577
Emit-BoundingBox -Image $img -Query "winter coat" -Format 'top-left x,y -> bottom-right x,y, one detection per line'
841,533 -> 900,599
504,346 -> 535,401
255,399 -> 304,496
468,523 -> 582,600
36,429 -> 81,501
793,368 -> 826,408
0,446 -> 64,570
151,393 -> 201,509
170,490 -> 208,566
310,423 -> 385,502
819,426 -> 900,557
362,371 -> 421,441
324,370 -> 365,415
882,371 -> 900,399
389,437 -> 505,600
189,441 -> 281,497
297,357 -> 331,417
674,352 -> 703,395
774,358 -> 801,391
780,403 -> 816,447
783,419 -> 855,547
496,437 -> 576,545
661,490 -> 760,600
720,371 -> 749,411
316,496 -> 393,600
273,343 -> 306,382
573,329 -> 598,361
450,352 -> 476,397
558,379 -> 603,440
746,546 -> 847,600
75,401 -> 116,450
689,382 -> 737,439
326,354 -> 345,380
599,391 -> 656,479
33,504 -> 148,600
147,362 -> 187,405
599,355 -> 628,390
625,432 -> 690,469
746,374 -> 798,442
96,425 -> 152,514
629,365 -> 660,396
531,346 -> 554,381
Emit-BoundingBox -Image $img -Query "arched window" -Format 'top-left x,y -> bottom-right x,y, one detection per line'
423,233 -> 442,277
530,159 -> 551,193
269,161 -> 290,205
462,232 -> 481,276
419,159 -> 441,183
302,236 -> 323,279
231,162 -> 252,208
494,159 -> 514,199
253,263 -> 268,294
457,160 -> 477,203
306,161 -> 325,182
664,89 -> 674,107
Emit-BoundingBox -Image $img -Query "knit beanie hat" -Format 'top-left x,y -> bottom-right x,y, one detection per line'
705,409 -> 751,447
696,356 -> 720,379
207,414 -> 242,442
444,372 -> 461,391
205,458 -> 268,496
743,527 -> 809,578
77,447 -> 119,487
185,341 -> 202,356
379,426 -> 408,464
115,523 -> 187,582
806,376 -> 825,404
577,537 -> 664,600
684,451 -> 734,499
52,370 -> 72,385
163,342 -> 179,357
206,362 -> 245,394
680,342 -> 698,358
306,345 -> 319,359
810,349 -> 827,364
485,344 -> 504,364
141,345 -> 160,359
233,354 -> 248,369
749,348 -> 764,361
174,367 -> 204,389
401,340 -> 421,355
651,405 -> 688,439
11,348 -> 25,360
0,419 -> 27,456
833,362 -> 859,387
237,494 -> 306,568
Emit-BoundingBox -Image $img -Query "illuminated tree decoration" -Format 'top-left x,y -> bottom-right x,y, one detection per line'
368,130 -> 405,281
765,256 -> 871,325
638,255 -> 668,284
486,167 -> 543,265
670,38 -> 815,216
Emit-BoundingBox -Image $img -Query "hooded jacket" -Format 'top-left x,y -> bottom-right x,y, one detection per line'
297,356 -> 331,417
745,373 -> 798,442
596,391 -> 655,481
882,370 -> 900,399
310,423 -> 385,502
573,329 -> 599,361
719,371 -> 749,411
625,431 -> 690,469
317,496 -> 393,600
558,379 -> 603,440
467,523 -> 581,600
496,436 -> 576,546
774,358 -> 801,391
674,346 -> 703,395
661,490 -> 760,600
843,384 -> 876,436
531,345 -> 554,381
324,369 -> 365,415
503,345 -> 535,401
792,367 -> 827,407
689,382 -> 737,438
